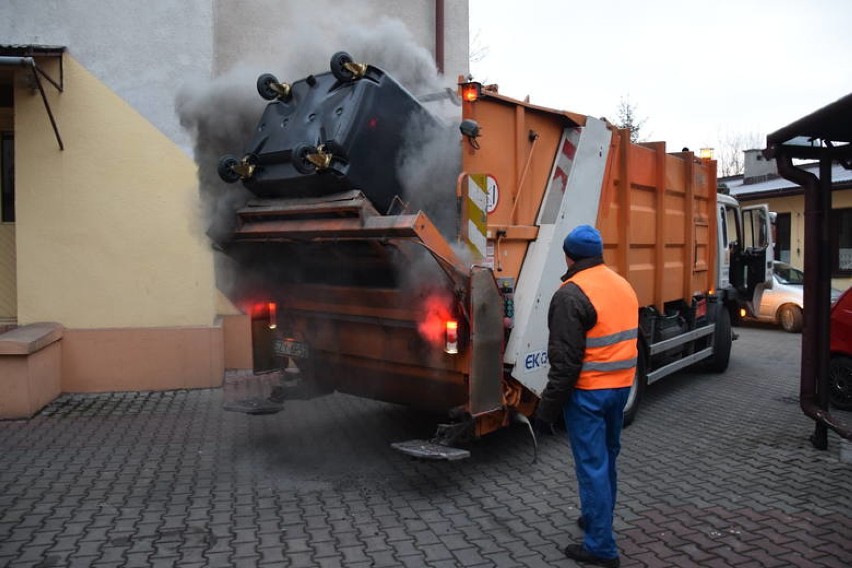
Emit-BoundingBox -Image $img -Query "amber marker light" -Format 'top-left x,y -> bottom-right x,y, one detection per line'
461,82 -> 482,103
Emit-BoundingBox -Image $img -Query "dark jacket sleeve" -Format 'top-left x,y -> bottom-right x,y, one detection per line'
535,282 -> 597,424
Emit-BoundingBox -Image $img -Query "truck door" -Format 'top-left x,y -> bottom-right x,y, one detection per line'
717,202 -> 740,290
740,204 -> 774,296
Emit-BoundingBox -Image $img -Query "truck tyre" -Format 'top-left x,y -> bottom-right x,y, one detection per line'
330,51 -> 356,82
217,155 -> 241,183
257,73 -> 282,100
828,356 -> 852,410
622,345 -> 647,428
778,304 -> 803,333
707,305 -> 732,373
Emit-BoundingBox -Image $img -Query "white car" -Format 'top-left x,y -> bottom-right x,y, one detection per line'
750,261 -> 842,333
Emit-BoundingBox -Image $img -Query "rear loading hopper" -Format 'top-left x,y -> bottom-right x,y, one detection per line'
223,191 -> 475,412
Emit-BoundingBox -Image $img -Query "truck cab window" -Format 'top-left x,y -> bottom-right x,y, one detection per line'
725,207 -> 738,247
743,209 -> 767,249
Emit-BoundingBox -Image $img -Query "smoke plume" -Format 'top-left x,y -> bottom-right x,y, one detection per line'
176,2 -> 465,308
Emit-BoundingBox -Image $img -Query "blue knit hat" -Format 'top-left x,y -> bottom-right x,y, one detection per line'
563,224 -> 603,259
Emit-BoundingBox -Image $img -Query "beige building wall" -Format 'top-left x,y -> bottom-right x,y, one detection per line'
0,225 -> 14,324
15,56 -> 216,329
739,189 -> 852,291
10,55 -> 225,392
833,189 -> 852,291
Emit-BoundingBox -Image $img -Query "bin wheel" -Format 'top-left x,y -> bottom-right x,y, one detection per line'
217,154 -> 241,183
330,51 -> 356,82
257,73 -> 282,100
292,144 -> 316,175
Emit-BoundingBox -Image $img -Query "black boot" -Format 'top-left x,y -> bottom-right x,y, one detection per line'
563,544 -> 620,567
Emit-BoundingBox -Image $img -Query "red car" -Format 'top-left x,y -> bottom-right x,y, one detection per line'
830,287 -> 852,410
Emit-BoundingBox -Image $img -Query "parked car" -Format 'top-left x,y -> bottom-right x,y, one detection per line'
750,261 -> 842,333
830,286 -> 852,410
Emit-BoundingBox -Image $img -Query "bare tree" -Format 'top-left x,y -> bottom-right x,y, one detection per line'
615,95 -> 648,143
717,130 -> 764,177
469,29 -> 489,65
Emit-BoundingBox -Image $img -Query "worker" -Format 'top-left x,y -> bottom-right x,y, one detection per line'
534,224 -> 639,568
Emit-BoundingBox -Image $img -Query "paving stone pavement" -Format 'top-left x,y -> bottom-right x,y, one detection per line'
1,326 -> 850,567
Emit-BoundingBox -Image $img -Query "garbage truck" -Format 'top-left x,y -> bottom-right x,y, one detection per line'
214,52 -> 773,459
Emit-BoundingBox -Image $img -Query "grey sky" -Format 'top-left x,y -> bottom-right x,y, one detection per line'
469,0 -> 852,155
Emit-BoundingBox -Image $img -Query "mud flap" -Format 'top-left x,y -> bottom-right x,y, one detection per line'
469,267 -> 504,414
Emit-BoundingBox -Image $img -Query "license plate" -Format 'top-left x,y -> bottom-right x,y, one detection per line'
273,338 -> 309,359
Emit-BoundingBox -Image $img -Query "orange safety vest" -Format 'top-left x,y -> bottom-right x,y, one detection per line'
563,264 -> 639,390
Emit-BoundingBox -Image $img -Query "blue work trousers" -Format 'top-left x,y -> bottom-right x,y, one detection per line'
563,387 -> 630,559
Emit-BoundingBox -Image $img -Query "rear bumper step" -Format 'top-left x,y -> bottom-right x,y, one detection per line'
390,439 -> 470,461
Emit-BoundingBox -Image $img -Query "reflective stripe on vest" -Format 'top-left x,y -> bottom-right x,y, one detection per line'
563,264 -> 639,390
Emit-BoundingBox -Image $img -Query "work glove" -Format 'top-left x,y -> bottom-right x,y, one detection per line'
532,416 -> 556,436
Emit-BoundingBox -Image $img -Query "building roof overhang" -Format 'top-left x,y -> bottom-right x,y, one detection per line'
765,92 -> 852,164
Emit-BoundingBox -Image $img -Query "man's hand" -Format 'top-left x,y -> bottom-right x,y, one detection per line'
532,416 -> 556,436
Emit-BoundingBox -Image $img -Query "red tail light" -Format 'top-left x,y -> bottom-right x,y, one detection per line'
267,302 -> 277,330
445,320 -> 459,354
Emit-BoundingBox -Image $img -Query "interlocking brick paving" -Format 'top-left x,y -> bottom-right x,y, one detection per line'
1,326 -> 849,567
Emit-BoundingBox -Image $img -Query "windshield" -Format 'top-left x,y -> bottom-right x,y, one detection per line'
774,262 -> 804,285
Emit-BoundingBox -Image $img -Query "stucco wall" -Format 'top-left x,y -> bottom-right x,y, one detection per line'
0,0 -> 214,152
15,56 -> 216,328
212,0 -> 469,83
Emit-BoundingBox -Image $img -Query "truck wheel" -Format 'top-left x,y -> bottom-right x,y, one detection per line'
330,51 -> 356,82
622,345 -> 647,428
257,73 -> 281,100
828,356 -> 852,410
707,305 -> 732,373
778,304 -> 803,333
217,154 -> 241,183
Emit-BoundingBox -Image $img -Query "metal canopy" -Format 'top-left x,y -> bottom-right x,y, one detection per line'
768,93 -> 852,148
765,93 -> 852,448
0,45 -> 66,150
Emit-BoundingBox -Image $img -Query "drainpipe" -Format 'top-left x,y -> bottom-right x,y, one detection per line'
435,0 -> 445,74
775,150 -> 851,447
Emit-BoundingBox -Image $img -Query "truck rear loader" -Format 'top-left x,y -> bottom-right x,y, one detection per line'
214,52 -> 772,459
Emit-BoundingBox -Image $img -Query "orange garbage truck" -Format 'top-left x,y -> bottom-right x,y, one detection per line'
215,52 -> 772,459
